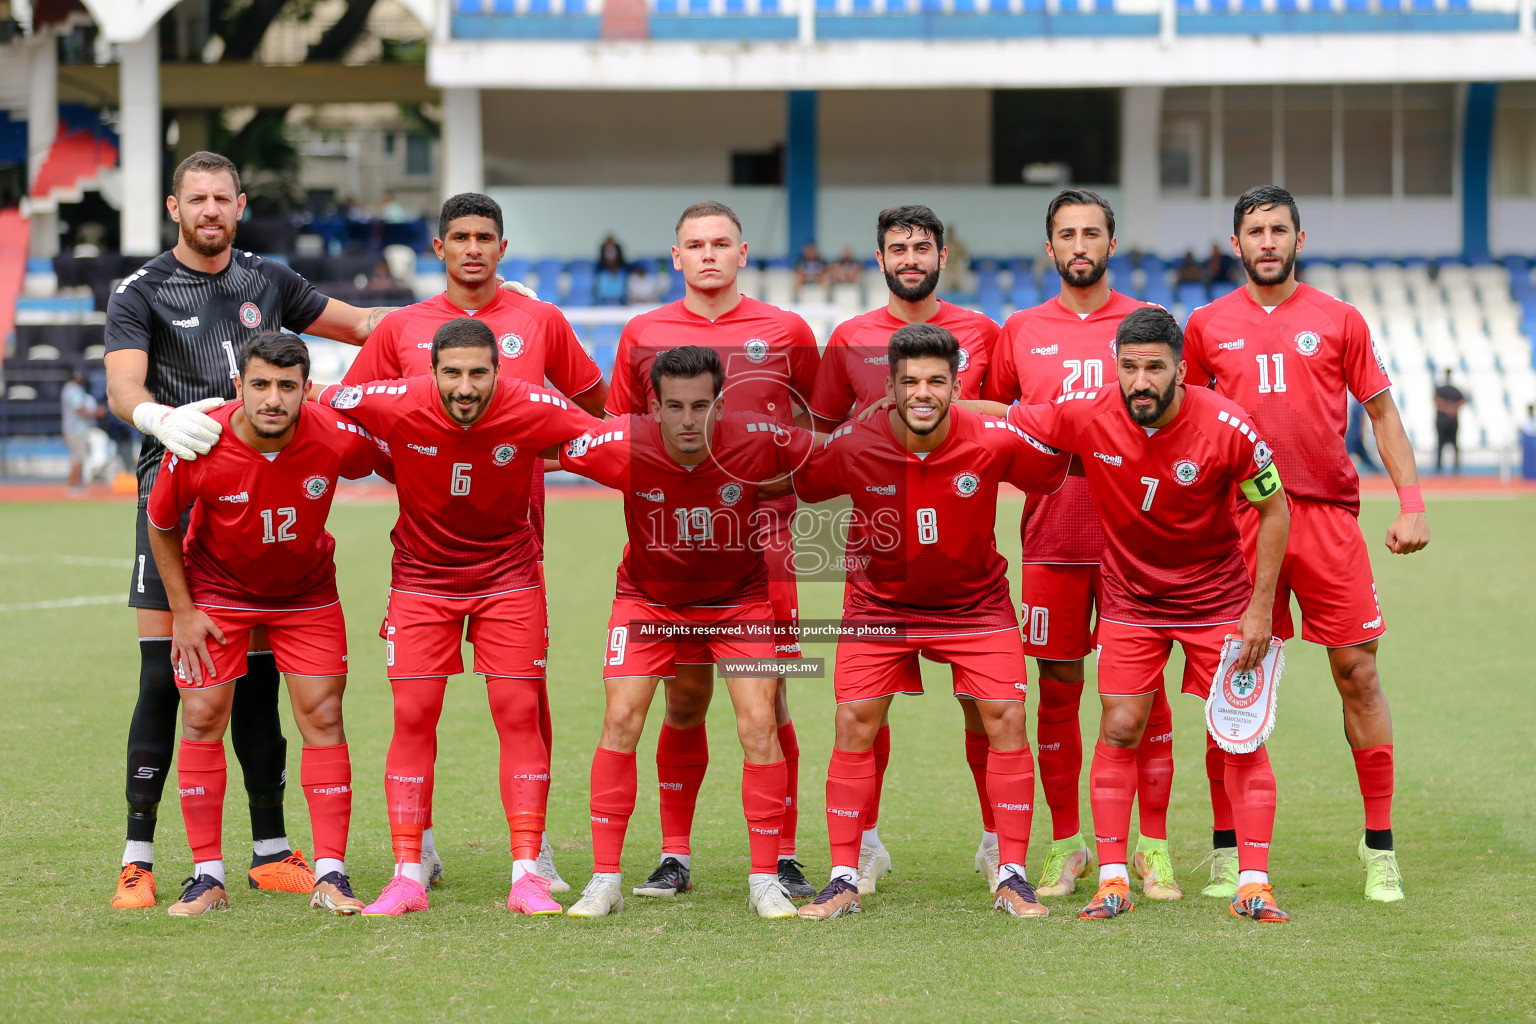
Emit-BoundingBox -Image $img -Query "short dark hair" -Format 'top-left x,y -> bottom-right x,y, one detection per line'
1046,188 -> 1116,240
675,201 -> 742,238
431,317 -> 498,368
1233,184 -> 1300,236
889,322 -> 960,376
877,205 -> 944,252
240,331 -> 309,380
1115,306 -> 1183,361
650,345 -> 724,400
172,151 -> 241,199
438,193 -> 504,241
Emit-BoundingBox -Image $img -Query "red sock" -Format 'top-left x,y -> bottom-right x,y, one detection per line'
964,729 -> 996,833
742,760 -> 789,875
656,722 -> 708,855
1206,732 -> 1235,833
386,677 -> 445,865
1036,679 -> 1084,840
826,748 -> 876,869
777,722 -> 800,856
1088,740 -> 1137,867
987,746 -> 1036,868
589,747 -> 636,873
178,739 -> 226,864
488,677 -> 548,862
1352,744 -> 1394,831
537,679 -> 554,763
865,725 -> 891,830
300,743 -> 351,863
1224,747 -> 1276,873
1136,690 -> 1174,841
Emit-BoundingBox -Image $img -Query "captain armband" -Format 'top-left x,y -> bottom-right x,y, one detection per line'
1240,461 -> 1282,503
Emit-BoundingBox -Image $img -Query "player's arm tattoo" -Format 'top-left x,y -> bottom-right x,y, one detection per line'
365,306 -> 398,336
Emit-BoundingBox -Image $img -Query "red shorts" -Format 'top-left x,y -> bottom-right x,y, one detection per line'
1018,562 -> 1100,661
678,512 -> 800,664
381,586 -> 547,680
1238,497 -> 1386,648
1095,618 -> 1230,700
175,600 -> 347,689
603,598 -> 778,680
833,627 -> 1029,705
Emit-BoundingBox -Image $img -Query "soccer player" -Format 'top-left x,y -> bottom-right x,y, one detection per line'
807,204 -> 1003,894
1184,184 -> 1429,902
558,346 -> 815,919
605,201 -> 821,899
103,150 -> 408,908
144,333 -> 384,916
983,189 -> 1178,901
999,306 -> 1293,924
316,317 -> 599,917
793,323 -> 1070,921
342,191 -> 608,891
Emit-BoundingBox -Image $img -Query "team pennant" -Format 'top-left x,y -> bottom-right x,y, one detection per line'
1205,635 -> 1285,754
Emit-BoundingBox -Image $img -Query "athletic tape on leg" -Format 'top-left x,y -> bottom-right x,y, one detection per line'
1205,635 -> 1285,755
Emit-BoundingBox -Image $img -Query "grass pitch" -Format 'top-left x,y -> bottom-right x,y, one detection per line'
1,492 -> 1533,1023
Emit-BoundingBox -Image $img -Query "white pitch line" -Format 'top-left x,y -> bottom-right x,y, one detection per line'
0,554 -> 135,568
0,594 -> 123,612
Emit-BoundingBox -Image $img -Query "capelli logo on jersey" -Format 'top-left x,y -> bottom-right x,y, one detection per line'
1219,339 -> 1246,351
407,443 -> 438,456
1030,345 -> 1059,356
866,484 -> 897,495
171,316 -> 200,329
416,342 -> 432,349
863,355 -> 890,366
218,491 -> 250,503
1094,452 -> 1123,467
636,488 -> 666,503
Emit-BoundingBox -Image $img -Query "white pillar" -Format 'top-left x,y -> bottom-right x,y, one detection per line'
440,87 -> 484,200
1119,86 -> 1162,254
118,31 -> 162,257
799,0 -> 816,45
27,31 -> 60,259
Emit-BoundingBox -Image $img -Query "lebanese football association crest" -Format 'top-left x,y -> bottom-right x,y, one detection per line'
239,302 -> 262,329
1173,458 -> 1200,485
717,482 -> 744,506
492,443 -> 517,466
1293,331 -> 1321,357
303,474 -> 328,499
744,339 -> 769,364
957,347 -> 971,372
953,471 -> 981,497
1221,663 -> 1265,710
499,333 -> 525,359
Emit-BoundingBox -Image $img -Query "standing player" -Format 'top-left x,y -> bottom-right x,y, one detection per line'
145,333 -> 383,915
1000,307 -> 1293,924
807,205 -> 1002,894
1184,185 -> 1429,902
559,346 -> 815,919
605,201 -> 821,899
317,318 -> 599,917
343,192 -> 608,891
103,151 -> 407,909
983,190 -> 1179,901
793,324 -> 1070,921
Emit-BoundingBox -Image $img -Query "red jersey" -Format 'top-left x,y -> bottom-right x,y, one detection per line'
1184,281 -> 1392,513
986,291 -> 1157,565
146,402 -> 384,610
1010,385 -> 1278,627
318,375 -> 600,597
794,406 -> 1069,633
808,301 -> 998,423
559,412 -> 814,608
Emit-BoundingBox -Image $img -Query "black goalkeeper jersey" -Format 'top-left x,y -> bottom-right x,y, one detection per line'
103,249 -> 329,504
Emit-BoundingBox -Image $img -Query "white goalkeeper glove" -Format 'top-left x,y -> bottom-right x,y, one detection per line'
132,397 -> 226,460
499,278 -> 539,301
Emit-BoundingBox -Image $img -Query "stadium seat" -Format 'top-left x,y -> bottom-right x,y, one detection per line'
566,260 -> 597,306
534,259 -> 565,303
1176,281 -> 1208,313
664,270 -> 687,303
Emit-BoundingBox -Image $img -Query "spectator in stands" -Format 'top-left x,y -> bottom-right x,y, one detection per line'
938,225 -> 973,296
1346,397 -> 1382,473
61,368 -> 100,490
626,260 -> 662,305
367,259 -> 398,290
102,409 -> 139,482
831,246 -> 863,286
1176,249 -> 1205,284
1434,368 -> 1467,473
596,234 -> 628,305
795,242 -> 829,289
1520,403 -> 1536,439
1205,242 -> 1236,284
380,192 -> 410,224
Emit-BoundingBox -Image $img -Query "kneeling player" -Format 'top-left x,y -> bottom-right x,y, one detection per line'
146,333 -> 384,916
793,323 -> 1069,921
1001,307 -> 1293,923
559,346 -> 813,919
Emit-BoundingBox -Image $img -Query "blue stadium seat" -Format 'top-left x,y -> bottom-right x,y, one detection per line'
491,0 -> 513,11
500,258 -> 531,288
456,1 -> 481,12
1378,0 -> 1401,10
528,0 -> 550,13
1059,0 -> 1080,12
1210,279 -> 1239,301
689,0 -> 710,13
988,0 -> 1010,11
1447,0 -> 1470,8
1411,0 -> 1435,9
534,259 -> 564,303
665,271 -> 687,303
1275,0 -> 1297,12
853,0 -> 875,11
566,0 -> 586,12
760,0 -> 779,11
1022,0 -> 1046,12
975,261 -> 1004,322
953,0 -> 976,12
566,260 -> 597,306
921,0 -> 943,12
1176,281 -> 1208,311
1176,0 -> 1196,11
1241,0 -> 1263,11
886,0 -> 908,12
1039,273 -> 1062,301
655,0 -> 678,13
1345,0 -> 1370,10
1008,260 -> 1039,310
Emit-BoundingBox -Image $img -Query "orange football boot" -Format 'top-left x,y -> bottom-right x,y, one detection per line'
248,848 -> 316,892
111,863 -> 157,908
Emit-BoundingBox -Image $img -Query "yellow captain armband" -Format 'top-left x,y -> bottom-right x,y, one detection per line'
1240,461 -> 1282,503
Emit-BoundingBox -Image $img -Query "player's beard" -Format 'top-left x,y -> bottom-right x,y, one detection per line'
249,408 -> 294,439
1241,247 -> 1295,287
1122,379 -> 1176,426
442,389 -> 488,425
181,216 -> 235,258
884,264 -> 940,303
1054,251 -> 1108,289
899,397 -> 949,436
